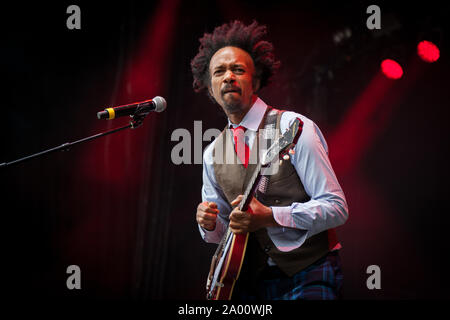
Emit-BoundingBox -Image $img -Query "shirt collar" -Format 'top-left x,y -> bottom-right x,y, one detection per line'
227,97 -> 268,131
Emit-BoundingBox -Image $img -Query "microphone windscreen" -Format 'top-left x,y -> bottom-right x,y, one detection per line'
153,96 -> 167,112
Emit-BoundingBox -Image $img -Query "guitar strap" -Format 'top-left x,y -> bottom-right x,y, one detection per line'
255,107 -> 281,196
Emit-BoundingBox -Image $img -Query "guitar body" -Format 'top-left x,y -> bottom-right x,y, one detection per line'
213,232 -> 249,300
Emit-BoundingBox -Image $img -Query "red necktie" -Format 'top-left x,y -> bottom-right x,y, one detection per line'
231,125 -> 250,168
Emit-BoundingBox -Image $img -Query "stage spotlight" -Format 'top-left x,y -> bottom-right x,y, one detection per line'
417,40 -> 440,63
381,59 -> 403,79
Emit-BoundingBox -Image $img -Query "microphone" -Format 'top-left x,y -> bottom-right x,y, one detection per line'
97,96 -> 167,120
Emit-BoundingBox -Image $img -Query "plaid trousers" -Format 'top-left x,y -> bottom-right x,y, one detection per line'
233,251 -> 343,300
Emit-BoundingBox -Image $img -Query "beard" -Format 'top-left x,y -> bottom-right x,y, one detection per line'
221,91 -> 244,114
223,98 -> 243,114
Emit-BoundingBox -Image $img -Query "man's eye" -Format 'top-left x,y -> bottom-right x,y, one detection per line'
214,70 -> 224,75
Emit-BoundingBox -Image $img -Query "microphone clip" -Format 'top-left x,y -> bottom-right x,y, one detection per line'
129,105 -> 150,129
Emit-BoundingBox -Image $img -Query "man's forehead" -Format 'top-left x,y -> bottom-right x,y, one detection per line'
210,46 -> 254,68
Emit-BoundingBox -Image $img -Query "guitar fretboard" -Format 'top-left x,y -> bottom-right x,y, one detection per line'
238,162 -> 263,211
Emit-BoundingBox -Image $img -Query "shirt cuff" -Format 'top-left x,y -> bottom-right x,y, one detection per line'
271,206 -> 296,228
198,219 -> 226,244
266,225 -> 308,252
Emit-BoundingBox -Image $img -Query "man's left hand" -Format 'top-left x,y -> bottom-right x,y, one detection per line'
229,195 -> 279,234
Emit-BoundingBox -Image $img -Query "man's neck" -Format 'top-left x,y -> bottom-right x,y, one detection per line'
227,95 -> 257,125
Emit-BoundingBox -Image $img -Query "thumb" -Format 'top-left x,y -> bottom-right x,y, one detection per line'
230,195 -> 243,206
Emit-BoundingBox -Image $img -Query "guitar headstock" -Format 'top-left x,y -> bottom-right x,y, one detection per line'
261,117 -> 303,166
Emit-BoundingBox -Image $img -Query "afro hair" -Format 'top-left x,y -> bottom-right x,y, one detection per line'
191,20 -> 280,94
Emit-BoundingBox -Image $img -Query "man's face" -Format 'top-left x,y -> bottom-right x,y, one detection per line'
208,46 -> 259,117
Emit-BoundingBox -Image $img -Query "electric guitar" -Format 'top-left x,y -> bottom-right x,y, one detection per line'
205,117 -> 304,300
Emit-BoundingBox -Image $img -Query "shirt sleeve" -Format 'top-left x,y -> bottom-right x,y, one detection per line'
268,112 -> 348,249
198,142 -> 232,244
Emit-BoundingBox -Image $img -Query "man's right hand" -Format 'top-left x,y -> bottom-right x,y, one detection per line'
196,201 -> 219,231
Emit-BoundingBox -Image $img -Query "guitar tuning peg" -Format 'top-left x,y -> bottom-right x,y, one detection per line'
289,149 -> 295,155
283,154 -> 290,161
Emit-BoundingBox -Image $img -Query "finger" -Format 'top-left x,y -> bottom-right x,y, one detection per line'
208,202 -> 218,209
230,195 -> 244,206
205,207 -> 219,215
198,203 -> 219,215
198,215 -> 217,230
199,201 -> 218,210
229,222 -> 239,233
201,221 -> 216,231
200,212 -> 218,222
230,210 -> 248,221
198,201 -> 209,209
205,202 -> 219,214
230,225 -> 246,234
197,202 -> 208,214
199,216 -> 214,225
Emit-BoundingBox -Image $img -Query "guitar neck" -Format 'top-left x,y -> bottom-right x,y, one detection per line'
238,162 -> 263,211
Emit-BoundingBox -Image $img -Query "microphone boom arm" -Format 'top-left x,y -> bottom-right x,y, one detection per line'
1,109 -> 153,168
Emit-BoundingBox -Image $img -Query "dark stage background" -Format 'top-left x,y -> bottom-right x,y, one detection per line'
1,0 -> 449,301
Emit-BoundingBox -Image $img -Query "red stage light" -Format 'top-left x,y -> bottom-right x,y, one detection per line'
381,59 -> 403,79
417,40 -> 440,63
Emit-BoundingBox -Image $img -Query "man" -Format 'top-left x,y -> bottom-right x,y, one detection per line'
191,20 -> 348,300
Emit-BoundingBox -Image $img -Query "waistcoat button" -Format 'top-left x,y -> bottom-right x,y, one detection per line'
264,246 -> 271,252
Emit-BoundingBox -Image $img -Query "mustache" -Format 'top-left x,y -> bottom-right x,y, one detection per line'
221,85 -> 241,95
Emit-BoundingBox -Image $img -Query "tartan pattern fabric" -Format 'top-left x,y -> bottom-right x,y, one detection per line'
233,251 -> 343,300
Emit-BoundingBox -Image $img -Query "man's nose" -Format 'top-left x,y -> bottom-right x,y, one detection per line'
223,70 -> 236,83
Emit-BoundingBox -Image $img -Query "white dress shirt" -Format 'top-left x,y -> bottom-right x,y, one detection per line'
199,97 -> 348,252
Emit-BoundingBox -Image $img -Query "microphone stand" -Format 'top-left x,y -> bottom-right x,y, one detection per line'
0,112 -> 148,168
